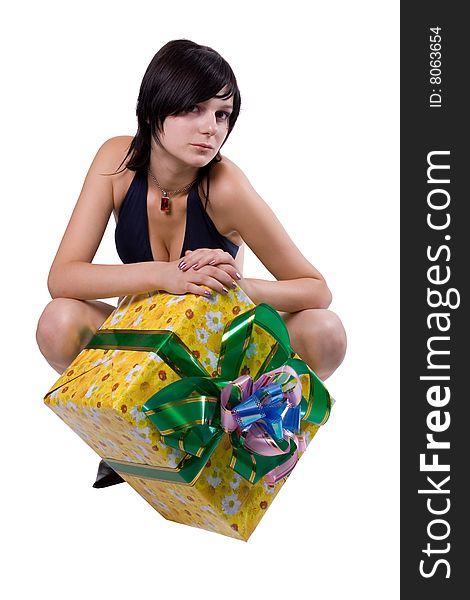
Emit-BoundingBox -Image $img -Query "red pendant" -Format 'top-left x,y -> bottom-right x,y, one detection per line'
160,194 -> 170,213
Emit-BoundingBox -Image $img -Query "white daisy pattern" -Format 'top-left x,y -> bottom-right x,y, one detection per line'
132,313 -> 144,327
166,295 -> 187,306
196,328 -> 209,344
130,451 -> 147,463
202,293 -> 218,305
148,351 -> 163,364
125,364 -> 142,382
85,383 -> 99,399
205,310 -> 225,333
200,505 -> 218,516
204,349 -> 218,370
86,406 -> 103,425
228,473 -> 242,490
221,492 -> 241,516
263,480 -> 277,495
168,488 -> 190,504
109,307 -> 129,326
202,519 -> 217,531
129,425 -> 152,444
167,447 -> 184,468
244,342 -> 257,359
129,405 -> 146,423
235,288 -> 251,304
152,498 -> 170,512
205,467 -> 222,488
101,439 -> 122,457
91,357 -> 112,368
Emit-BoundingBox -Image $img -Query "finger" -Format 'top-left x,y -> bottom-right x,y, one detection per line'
197,273 -> 230,294
207,263 -> 242,282
202,251 -> 234,269
195,268 -> 237,293
185,283 -> 213,297
178,248 -> 209,270
192,249 -> 231,271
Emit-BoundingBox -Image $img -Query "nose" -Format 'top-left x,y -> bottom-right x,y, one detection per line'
199,111 -> 218,136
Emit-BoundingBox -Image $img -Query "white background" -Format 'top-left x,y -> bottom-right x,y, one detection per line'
1,1 -> 399,598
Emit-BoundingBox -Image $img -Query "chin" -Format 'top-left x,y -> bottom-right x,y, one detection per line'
187,155 -> 216,169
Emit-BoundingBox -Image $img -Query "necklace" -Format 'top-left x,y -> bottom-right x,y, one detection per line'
148,169 -> 197,214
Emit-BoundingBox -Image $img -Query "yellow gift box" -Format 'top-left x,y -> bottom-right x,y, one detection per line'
44,288 -> 330,541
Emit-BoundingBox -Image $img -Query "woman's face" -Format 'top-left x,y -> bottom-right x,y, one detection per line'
155,93 -> 234,168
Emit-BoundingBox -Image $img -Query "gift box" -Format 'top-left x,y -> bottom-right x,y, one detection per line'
44,288 -> 332,541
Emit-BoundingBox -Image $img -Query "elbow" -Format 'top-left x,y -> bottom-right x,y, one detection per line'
47,267 -> 64,299
314,278 -> 332,309
47,272 -> 58,299
320,286 -> 333,309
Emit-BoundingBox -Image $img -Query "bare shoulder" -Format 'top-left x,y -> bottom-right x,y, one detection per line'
93,136 -> 135,212
210,155 -> 252,201
209,156 -> 326,284
94,135 -> 134,173
203,156 -> 251,238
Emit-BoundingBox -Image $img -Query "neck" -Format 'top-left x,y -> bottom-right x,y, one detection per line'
149,144 -> 199,191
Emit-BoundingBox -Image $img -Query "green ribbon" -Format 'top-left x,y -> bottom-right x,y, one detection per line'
86,303 -> 331,485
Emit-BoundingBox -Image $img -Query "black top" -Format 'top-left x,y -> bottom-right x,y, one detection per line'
115,170 -> 240,263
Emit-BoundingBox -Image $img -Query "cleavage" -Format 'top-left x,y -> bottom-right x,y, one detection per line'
146,189 -> 188,262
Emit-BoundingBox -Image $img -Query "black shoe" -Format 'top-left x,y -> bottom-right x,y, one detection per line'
92,459 -> 125,488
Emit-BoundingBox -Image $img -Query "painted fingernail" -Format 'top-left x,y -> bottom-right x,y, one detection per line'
179,262 -> 186,270
209,259 -> 216,265
222,286 -> 229,294
231,281 -> 237,288
204,290 -> 211,297
192,263 -> 199,270
235,272 -> 242,280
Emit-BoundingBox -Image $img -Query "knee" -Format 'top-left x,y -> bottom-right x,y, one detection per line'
36,298 -> 87,369
290,308 -> 347,377
314,310 -> 347,366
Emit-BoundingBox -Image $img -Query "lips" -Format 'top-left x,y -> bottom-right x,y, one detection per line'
191,143 -> 213,149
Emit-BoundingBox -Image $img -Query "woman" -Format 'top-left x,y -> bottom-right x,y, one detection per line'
36,39 -> 346,487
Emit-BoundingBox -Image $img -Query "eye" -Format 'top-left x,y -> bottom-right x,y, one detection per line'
216,111 -> 231,121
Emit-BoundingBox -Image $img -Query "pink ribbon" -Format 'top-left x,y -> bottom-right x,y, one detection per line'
220,365 -> 306,484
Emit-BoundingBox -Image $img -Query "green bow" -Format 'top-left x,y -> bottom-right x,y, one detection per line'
86,303 -> 331,485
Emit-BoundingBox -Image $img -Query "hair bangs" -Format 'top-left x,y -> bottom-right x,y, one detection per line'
119,39 -> 241,177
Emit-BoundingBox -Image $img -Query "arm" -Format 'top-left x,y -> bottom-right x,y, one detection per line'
242,277 -> 329,313
211,159 -> 332,313
47,138 -> 240,300
47,137 -> 165,300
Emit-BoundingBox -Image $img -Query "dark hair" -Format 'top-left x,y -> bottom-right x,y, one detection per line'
115,39 -> 241,207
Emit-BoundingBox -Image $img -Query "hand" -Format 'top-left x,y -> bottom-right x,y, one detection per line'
158,248 -> 244,297
179,248 -> 241,276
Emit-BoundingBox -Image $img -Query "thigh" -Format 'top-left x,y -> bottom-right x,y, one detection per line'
37,298 -> 117,373
78,299 -> 117,332
37,298 -> 117,348
39,296 -> 116,324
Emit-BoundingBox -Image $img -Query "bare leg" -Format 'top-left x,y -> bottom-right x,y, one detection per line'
36,298 -> 116,374
37,297 -> 125,488
279,308 -> 347,381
